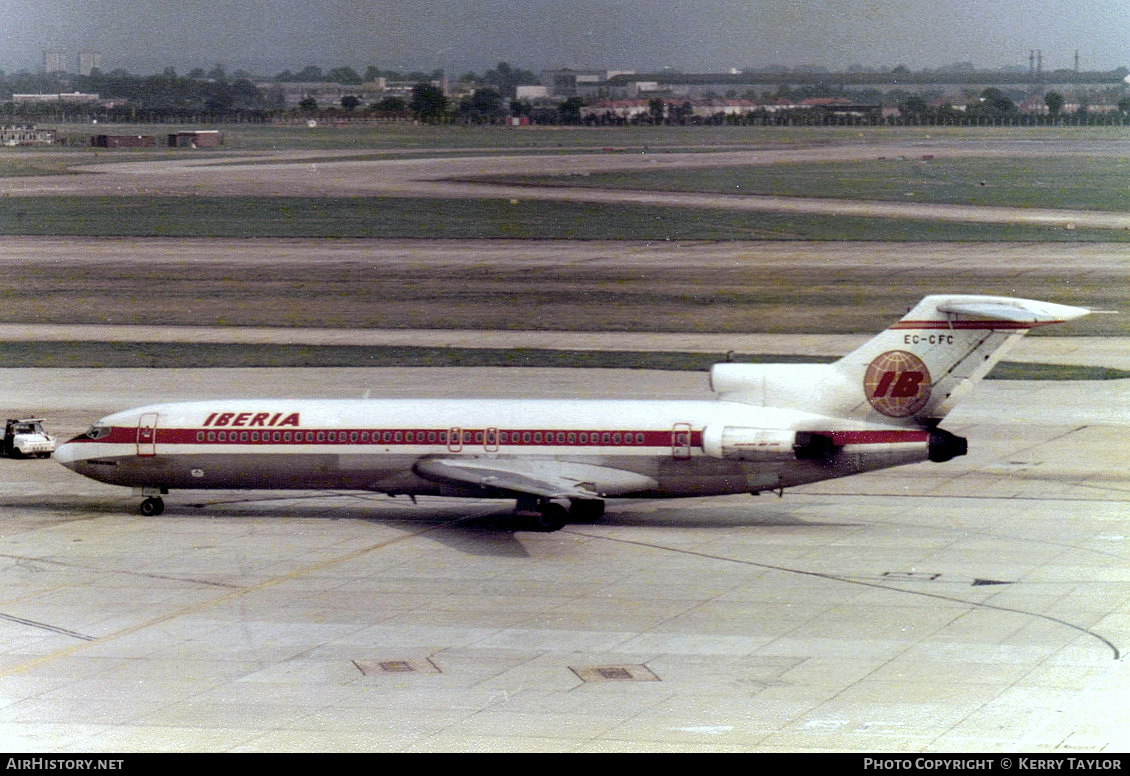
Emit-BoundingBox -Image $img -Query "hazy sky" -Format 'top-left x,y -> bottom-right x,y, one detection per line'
3,0 -> 1128,76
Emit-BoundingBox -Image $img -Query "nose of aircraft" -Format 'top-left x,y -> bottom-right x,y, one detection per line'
54,441 -> 79,470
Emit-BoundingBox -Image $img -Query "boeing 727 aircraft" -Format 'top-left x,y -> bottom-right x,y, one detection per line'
56,295 -> 1088,531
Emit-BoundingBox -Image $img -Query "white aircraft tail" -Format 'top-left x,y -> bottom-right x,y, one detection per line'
711,295 -> 1089,426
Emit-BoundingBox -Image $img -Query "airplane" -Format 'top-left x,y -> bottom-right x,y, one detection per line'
55,295 -> 1088,531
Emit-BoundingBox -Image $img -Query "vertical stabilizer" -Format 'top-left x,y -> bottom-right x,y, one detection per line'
832,295 -> 1089,425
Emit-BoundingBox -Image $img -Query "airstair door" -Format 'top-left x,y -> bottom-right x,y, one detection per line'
137,413 -> 159,457
672,422 -> 693,460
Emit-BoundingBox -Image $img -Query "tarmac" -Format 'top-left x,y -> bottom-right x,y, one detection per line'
0,361 -> 1127,752
0,135 -> 1127,752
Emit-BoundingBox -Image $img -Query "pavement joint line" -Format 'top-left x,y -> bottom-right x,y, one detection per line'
0,516 -> 467,680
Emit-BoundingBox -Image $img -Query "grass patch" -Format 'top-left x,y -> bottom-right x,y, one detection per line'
0,340 -> 1123,380
0,195 -> 1122,241
1,252 -> 1117,335
478,155 -> 1130,212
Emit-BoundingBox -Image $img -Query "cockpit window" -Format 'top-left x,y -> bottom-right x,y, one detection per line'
84,425 -> 111,440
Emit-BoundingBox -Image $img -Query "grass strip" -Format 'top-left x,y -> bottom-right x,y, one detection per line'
0,341 -> 1124,379
0,195 -> 1124,241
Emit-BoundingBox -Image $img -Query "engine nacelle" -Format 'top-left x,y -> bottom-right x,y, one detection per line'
702,426 -> 836,462
928,428 -> 968,462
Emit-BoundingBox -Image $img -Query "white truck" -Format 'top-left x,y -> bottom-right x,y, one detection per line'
2,418 -> 56,459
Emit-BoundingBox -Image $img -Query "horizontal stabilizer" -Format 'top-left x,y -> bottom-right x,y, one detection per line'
935,298 -> 1089,325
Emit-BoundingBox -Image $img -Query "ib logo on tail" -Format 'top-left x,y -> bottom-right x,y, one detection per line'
863,350 -> 931,418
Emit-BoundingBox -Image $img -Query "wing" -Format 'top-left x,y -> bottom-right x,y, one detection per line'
413,457 -> 658,500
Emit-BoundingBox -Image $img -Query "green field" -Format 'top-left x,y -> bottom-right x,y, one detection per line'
483,155 -> 1130,212
0,194 -> 1119,241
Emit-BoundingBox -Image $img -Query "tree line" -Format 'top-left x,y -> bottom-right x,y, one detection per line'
2,63 -> 1129,127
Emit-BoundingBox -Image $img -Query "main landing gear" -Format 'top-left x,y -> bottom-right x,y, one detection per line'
139,496 -> 165,516
515,498 -> 605,532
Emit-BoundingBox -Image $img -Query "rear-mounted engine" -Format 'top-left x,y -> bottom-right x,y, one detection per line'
928,428 -> 968,462
702,427 -> 836,462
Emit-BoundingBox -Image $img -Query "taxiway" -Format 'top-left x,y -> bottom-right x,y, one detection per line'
0,364 -> 1127,751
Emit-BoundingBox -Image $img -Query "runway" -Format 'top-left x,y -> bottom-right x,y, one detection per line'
0,365 -> 1127,751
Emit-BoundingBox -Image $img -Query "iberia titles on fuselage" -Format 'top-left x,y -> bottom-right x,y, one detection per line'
55,295 -> 1089,531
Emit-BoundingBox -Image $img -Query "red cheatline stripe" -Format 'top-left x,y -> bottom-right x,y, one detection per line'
73,427 -> 702,448
825,430 -> 929,445
73,426 -> 929,449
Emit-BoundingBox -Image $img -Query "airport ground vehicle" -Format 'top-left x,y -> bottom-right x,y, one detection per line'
2,418 -> 56,459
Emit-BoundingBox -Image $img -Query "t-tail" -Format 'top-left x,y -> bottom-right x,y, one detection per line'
711,295 -> 1090,427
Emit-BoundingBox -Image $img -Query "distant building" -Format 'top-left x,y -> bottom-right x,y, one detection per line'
168,130 -> 222,148
13,92 -> 101,104
542,68 -> 1130,103
258,80 -> 392,108
78,51 -> 102,76
91,134 -> 156,148
42,49 -> 68,74
0,125 -> 56,146
515,85 -> 550,100
540,69 -> 629,99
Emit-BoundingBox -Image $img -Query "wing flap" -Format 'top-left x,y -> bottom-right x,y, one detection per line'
413,457 -> 657,499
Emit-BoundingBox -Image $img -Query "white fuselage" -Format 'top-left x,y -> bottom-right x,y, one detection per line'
55,397 -> 934,499
53,295 -> 1086,523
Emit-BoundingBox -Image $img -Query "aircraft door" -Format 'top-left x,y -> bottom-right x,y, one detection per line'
672,422 -> 692,459
447,427 -> 462,452
137,413 -> 159,457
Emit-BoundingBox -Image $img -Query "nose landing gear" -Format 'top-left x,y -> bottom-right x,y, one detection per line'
139,496 -> 165,516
